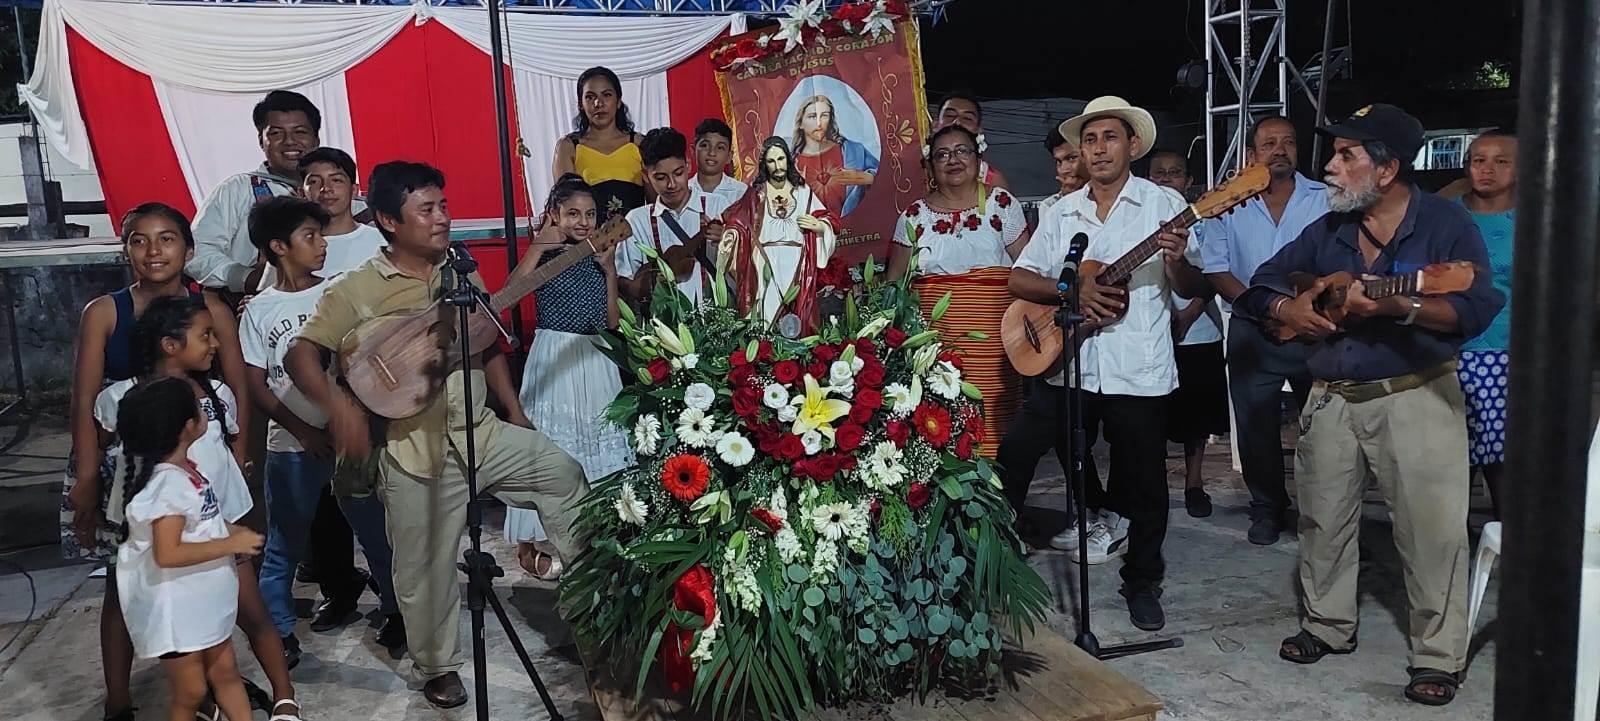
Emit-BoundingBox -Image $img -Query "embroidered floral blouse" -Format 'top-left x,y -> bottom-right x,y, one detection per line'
891,187 -> 1025,276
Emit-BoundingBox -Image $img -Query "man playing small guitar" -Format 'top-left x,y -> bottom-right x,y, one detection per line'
999,96 -> 1208,633
283,161 -> 602,709
1234,104 -> 1503,707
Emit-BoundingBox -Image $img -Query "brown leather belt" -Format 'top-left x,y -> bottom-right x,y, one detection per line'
1313,359 -> 1458,404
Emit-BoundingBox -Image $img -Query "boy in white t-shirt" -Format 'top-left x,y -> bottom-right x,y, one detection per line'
240,196 -> 401,660
300,147 -> 386,277
693,118 -> 747,207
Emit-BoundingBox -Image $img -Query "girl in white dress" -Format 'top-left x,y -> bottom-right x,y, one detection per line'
98,296 -> 302,720
113,376 -> 264,721
504,175 -> 634,579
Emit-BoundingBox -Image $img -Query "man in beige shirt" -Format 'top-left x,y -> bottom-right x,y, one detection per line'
286,161 -> 591,709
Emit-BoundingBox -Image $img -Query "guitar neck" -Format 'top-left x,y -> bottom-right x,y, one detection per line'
1357,271 -> 1424,300
487,240 -> 598,313
1093,206 -> 1201,286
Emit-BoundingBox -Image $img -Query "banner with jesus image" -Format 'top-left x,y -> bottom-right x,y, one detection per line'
715,21 -> 930,266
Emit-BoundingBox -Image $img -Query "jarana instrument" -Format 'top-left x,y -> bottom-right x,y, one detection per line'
1262,261 -> 1477,342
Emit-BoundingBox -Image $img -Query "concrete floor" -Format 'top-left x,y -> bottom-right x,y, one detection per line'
0,420 -> 1498,721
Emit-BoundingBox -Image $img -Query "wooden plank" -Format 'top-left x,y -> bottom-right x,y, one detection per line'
947,685 -> 1051,721
1011,627 -> 1162,721
1000,639 -> 1109,721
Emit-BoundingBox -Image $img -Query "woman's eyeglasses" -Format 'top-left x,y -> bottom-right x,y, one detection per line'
932,147 -> 977,164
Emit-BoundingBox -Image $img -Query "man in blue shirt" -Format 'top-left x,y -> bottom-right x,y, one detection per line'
1236,104 -> 1503,707
1200,116 -> 1329,545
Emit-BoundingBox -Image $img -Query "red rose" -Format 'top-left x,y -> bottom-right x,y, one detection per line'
729,364 -> 757,387
754,424 -> 781,453
964,413 -> 983,433
913,402 -> 953,448
938,349 -> 964,371
647,358 -> 672,384
885,327 -> 908,348
834,452 -> 858,472
886,419 -> 911,448
791,457 -> 817,479
855,338 -> 877,355
956,433 -> 975,460
907,482 -> 931,510
869,498 -> 882,522
857,364 -> 886,389
732,386 -> 761,418
848,405 -> 871,425
964,214 -> 982,231
734,37 -> 760,59
812,343 -> 840,363
731,348 -> 750,366
756,341 -> 774,362
990,215 -> 1004,232
807,362 -> 829,381
814,453 -> 841,480
777,434 -> 804,461
885,0 -> 909,15
855,387 -> 883,411
835,423 -> 866,452
995,191 -> 1012,208
834,2 -> 873,22
751,508 -> 785,534
773,360 -> 802,384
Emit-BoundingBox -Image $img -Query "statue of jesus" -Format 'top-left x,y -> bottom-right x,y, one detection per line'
718,136 -> 838,338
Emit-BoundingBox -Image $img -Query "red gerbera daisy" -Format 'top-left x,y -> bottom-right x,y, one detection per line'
913,403 -> 953,448
660,454 -> 711,501
751,508 -> 785,534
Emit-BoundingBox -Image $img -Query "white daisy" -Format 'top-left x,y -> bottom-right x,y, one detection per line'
762,383 -> 791,410
927,360 -> 963,400
870,440 -> 901,464
810,502 -> 853,542
633,414 -> 662,455
801,430 -> 824,456
684,382 -> 716,412
884,383 -> 916,415
676,407 -> 718,448
614,483 -> 649,525
715,432 -> 755,467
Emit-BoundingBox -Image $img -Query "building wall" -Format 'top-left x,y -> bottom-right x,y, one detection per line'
0,122 -> 115,237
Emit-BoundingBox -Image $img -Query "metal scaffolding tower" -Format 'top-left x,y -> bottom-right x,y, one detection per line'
1203,0 -> 1288,187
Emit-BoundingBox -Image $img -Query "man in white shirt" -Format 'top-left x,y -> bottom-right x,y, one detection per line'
1146,150 -> 1228,519
299,147 -> 386,277
1000,96 -> 1205,632
620,127 -> 729,308
694,119 -> 747,206
188,90 -> 321,296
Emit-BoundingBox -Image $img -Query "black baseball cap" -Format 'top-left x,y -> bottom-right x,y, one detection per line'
1317,103 -> 1425,164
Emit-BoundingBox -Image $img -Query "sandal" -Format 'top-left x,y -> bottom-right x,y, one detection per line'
270,699 -> 304,721
518,543 -> 565,582
194,704 -> 219,721
1278,630 -> 1355,665
1404,668 -> 1460,706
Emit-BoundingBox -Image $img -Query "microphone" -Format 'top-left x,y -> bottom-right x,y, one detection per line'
447,240 -> 479,273
1057,232 -> 1089,293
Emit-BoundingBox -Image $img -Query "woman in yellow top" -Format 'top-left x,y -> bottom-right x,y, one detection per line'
553,66 -> 647,224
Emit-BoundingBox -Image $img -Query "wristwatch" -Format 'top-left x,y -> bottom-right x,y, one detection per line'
1397,297 -> 1423,326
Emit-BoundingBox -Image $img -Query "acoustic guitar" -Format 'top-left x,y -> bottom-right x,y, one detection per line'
1262,261 -> 1477,342
1001,164 -> 1271,377
337,218 -> 632,419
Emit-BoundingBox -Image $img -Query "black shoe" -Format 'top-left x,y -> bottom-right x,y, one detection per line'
1185,488 -> 1213,518
1121,585 -> 1166,631
103,707 -> 136,721
243,678 -> 271,712
1248,516 -> 1283,545
281,633 -> 302,670
423,671 -> 469,709
295,564 -> 315,584
309,596 -> 360,632
376,613 -> 407,650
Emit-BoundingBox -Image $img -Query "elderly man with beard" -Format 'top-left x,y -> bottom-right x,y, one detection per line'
1234,104 -> 1504,707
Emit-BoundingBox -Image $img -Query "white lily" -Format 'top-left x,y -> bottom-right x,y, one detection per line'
911,342 -> 943,375
857,316 -> 891,339
863,0 -> 898,38
650,318 -> 688,356
775,0 -> 824,52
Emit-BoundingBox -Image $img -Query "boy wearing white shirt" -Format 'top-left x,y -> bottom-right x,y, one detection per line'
1000,97 -> 1206,632
300,147 -> 386,277
620,127 -> 730,307
239,197 -> 401,661
694,119 -> 747,206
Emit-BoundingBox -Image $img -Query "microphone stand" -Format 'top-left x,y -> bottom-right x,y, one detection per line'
1056,268 -> 1183,661
445,242 -> 564,721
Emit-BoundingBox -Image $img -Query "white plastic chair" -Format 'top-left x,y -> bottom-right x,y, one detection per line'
1468,520 -> 1501,634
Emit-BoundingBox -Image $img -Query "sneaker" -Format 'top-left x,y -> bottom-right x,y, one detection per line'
295,564 -> 315,584
1248,516 -> 1283,546
1185,488 -> 1213,518
281,633 -> 302,670
1082,512 -> 1129,565
1049,516 -> 1084,552
376,613 -> 407,650
1121,585 -> 1166,631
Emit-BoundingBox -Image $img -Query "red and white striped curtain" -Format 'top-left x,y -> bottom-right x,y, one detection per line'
20,0 -> 744,222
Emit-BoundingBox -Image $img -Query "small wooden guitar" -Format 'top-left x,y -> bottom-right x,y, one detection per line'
1002,165 -> 1271,377
1263,261 -> 1477,342
337,218 -> 632,419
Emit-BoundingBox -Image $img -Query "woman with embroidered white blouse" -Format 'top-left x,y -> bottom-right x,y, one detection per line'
887,125 -> 1031,458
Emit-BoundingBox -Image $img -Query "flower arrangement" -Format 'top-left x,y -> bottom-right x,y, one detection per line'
711,0 -> 912,71
561,249 -> 1049,719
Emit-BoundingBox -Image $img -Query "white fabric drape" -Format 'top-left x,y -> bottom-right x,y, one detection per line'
515,70 -> 670,219
434,9 -> 738,80
153,76 -> 357,208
